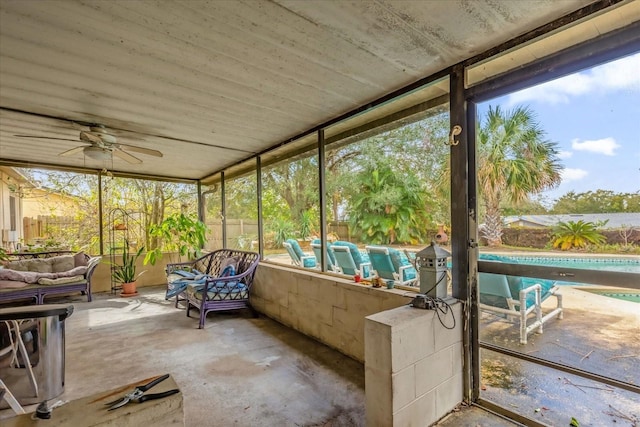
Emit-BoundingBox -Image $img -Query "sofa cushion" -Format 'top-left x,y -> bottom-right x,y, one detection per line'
0,280 -> 30,289
74,252 -> 89,267
37,275 -> 85,286
5,259 -> 32,271
0,269 -> 56,284
50,255 -> 76,273
58,266 -> 88,277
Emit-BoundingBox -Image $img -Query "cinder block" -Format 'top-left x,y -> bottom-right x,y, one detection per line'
278,301 -> 300,330
346,333 -> 365,362
435,372 -> 463,418
392,388 -> 436,427
307,297 -> 334,326
415,346 -> 453,396
262,299 -> 281,318
318,282 -> 339,308
318,321 -> 339,348
451,342 -> 463,374
296,300 -> 322,339
380,292 -> 414,311
250,295 -> 265,312
346,291 -> 384,318
334,283 -> 349,309
365,365 -> 392,427
391,321 -> 435,372
364,321 -> 391,373
433,303 -> 462,352
270,285 -> 289,308
392,365 -> 416,409
295,276 -> 335,303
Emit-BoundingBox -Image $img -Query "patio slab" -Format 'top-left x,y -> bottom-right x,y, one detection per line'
480,286 -> 640,426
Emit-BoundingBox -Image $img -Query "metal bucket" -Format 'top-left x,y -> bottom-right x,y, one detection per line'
0,304 -> 74,406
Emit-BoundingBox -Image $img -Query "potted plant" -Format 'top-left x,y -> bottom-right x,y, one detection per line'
112,240 -> 146,296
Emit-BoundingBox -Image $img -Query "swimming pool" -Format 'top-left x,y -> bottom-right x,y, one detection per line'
479,253 -> 640,302
479,253 -> 640,273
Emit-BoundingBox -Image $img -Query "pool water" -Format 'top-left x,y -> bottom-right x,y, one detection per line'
586,290 -> 640,303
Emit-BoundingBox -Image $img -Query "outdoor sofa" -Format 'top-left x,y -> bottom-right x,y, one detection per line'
0,253 -> 101,305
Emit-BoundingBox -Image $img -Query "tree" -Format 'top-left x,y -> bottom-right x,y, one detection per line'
551,190 -> 640,214
478,105 -> 562,246
348,163 -> 432,245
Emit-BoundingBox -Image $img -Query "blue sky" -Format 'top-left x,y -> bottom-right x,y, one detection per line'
478,52 -> 640,205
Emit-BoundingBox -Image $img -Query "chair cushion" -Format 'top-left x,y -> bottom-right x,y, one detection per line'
332,241 -> 366,266
303,258 -> 317,268
186,281 -> 248,301
388,248 -> 417,281
220,256 -> 240,274
286,239 -> 306,259
311,239 -> 337,266
507,276 -> 556,309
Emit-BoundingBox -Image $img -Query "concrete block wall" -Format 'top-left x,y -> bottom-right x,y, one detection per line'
365,303 -> 463,426
91,252 -> 180,293
251,262 -> 415,362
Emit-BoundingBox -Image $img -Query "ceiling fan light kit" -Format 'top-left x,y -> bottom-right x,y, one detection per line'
83,146 -> 113,161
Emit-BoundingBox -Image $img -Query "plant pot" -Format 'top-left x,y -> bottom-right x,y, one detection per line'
120,281 -> 138,296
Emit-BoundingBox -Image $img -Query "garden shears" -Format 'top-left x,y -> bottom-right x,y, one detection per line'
105,374 -> 179,411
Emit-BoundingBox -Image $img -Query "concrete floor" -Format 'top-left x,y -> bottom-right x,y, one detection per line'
0,286 -> 516,426
4,284 -> 635,426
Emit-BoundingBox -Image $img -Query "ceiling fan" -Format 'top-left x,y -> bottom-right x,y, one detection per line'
15,124 -> 163,164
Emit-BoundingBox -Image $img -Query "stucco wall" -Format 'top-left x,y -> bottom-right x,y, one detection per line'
251,262 -> 416,362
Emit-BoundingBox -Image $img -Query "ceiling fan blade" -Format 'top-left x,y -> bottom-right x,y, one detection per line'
14,135 -> 80,142
119,144 -> 163,157
113,147 -> 142,164
80,131 -> 103,144
59,146 -> 85,157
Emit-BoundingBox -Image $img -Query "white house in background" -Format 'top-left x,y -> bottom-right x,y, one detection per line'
0,166 -> 34,251
503,213 -> 640,229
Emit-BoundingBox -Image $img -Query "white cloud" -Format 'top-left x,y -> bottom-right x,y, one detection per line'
571,137 -> 620,156
561,168 -> 588,182
557,150 -> 573,159
507,52 -> 640,105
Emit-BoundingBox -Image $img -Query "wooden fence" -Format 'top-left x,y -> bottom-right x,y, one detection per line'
23,215 -> 78,244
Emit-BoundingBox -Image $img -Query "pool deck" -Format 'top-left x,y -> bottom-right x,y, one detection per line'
480,285 -> 639,426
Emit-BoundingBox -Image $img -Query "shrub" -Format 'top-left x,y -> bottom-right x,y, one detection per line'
551,220 -> 606,250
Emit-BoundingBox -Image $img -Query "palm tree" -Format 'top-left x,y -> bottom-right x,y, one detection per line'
552,220 -> 606,250
478,106 -> 562,246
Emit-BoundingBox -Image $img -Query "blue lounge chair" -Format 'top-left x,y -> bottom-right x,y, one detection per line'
331,241 -> 372,279
365,245 -> 418,286
311,239 -> 339,272
479,272 -> 563,344
283,239 -> 317,268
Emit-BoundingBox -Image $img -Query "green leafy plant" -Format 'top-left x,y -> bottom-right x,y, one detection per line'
298,210 -> 315,241
144,213 -> 207,265
0,247 -> 8,263
269,217 -> 294,248
112,240 -> 146,284
552,220 -> 606,250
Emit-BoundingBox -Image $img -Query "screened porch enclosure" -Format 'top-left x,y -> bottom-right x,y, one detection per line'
1,1 -> 639,425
